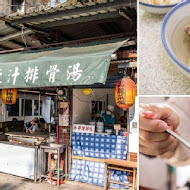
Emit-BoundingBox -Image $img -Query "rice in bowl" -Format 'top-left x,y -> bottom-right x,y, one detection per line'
140,0 -> 182,5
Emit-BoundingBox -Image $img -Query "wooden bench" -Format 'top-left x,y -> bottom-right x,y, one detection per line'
104,158 -> 137,190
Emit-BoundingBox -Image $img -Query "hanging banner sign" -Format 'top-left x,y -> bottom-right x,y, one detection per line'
0,39 -> 126,88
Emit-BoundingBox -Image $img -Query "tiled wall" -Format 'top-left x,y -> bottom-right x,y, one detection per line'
59,126 -> 70,145
58,92 -> 72,172
129,152 -> 137,162
117,50 -> 137,60
128,152 -> 137,184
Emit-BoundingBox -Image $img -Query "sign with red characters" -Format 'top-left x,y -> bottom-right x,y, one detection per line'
73,124 -> 95,133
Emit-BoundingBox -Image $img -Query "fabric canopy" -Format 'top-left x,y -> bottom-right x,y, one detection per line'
0,39 -> 126,89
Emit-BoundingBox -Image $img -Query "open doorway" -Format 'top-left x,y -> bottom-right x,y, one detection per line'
11,0 -> 25,13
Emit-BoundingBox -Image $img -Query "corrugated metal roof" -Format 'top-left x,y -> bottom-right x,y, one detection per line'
29,9 -> 117,26
4,1 -> 115,20
0,21 -> 17,36
2,0 -> 136,27
0,0 -> 136,51
0,20 -> 42,50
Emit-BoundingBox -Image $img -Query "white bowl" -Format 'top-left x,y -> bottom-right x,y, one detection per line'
96,122 -> 104,127
105,129 -> 113,133
161,0 -> 190,79
96,126 -> 104,130
89,121 -> 95,126
139,1 -> 180,14
96,124 -> 104,128
96,129 -> 104,133
50,143 -> 63,148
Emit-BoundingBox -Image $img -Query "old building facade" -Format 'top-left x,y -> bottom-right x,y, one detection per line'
0,0 -> 61,16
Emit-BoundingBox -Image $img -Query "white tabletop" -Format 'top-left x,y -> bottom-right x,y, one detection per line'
139,10 -> 190,95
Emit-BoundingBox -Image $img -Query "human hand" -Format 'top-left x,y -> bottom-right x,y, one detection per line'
139,103 -> 180,158
28,126 -> 34,134
95,113 -> 101,117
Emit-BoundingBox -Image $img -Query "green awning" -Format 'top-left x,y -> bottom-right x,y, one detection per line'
0,39 -> 126,89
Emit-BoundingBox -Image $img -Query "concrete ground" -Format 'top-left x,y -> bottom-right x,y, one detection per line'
0,173 -> 131,190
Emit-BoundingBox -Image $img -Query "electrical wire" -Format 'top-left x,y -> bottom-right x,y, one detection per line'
73,89 -> 113,104
73,93 -> 110,103
73,94 -> 91,103
90,91 -> 96,109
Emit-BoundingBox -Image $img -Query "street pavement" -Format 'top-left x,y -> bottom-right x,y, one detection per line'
0,172 -> 127,190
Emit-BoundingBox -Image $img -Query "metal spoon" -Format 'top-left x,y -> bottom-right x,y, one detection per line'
166,127 -> 190,149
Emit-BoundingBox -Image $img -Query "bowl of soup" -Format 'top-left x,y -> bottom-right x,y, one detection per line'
161,0 -> 190,79
139,0 -> 182,14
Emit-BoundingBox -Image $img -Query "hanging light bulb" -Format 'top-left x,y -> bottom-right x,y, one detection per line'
82,88 -> 93,96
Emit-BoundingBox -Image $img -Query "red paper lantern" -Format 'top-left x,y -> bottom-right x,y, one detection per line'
1,88 -> 17,105
129,52 -> 137,58
115,77 -> 136,110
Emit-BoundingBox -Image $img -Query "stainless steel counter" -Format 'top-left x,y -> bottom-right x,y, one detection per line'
0,141 -> 40,182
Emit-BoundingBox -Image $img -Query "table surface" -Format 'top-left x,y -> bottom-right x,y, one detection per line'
5,132 -> 49,139
0,141 -> 39,148
40,144 -> 67,152
139,10 -> 190,95
105,158 -> 137,168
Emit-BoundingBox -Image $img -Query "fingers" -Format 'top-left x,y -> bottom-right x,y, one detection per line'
140,103 -> 172,119
160,139 -> 179,159
139,103 -> 180,158
140,103 -> 180,129
139,135 -> 178,156
139,129 -> 170,142
139,113 -> 168,132
140,135 -> 173,151
139,145 -> 170,156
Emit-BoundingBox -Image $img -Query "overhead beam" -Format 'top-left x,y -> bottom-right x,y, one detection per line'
35,11 -> 121,29
6,21 -> 50,37
5,22 -> 22,31
0,29 -> 32,42
10,0 -> 136,26
0,34 -> 28,48
0,45 -> 11,50
23,23 -> 51,35
6,20 -> 52,35
35,33 -> 52,44
10,39 -> 30,48
0,32 -> 133,54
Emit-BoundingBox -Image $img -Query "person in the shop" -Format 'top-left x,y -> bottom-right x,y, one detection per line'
139,97 -> 190,167
50,116 -> 58,133
119,110 -> 128,128
39,118 -> 48,131
25,117 -> 39,134
99,105 -> 116,131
